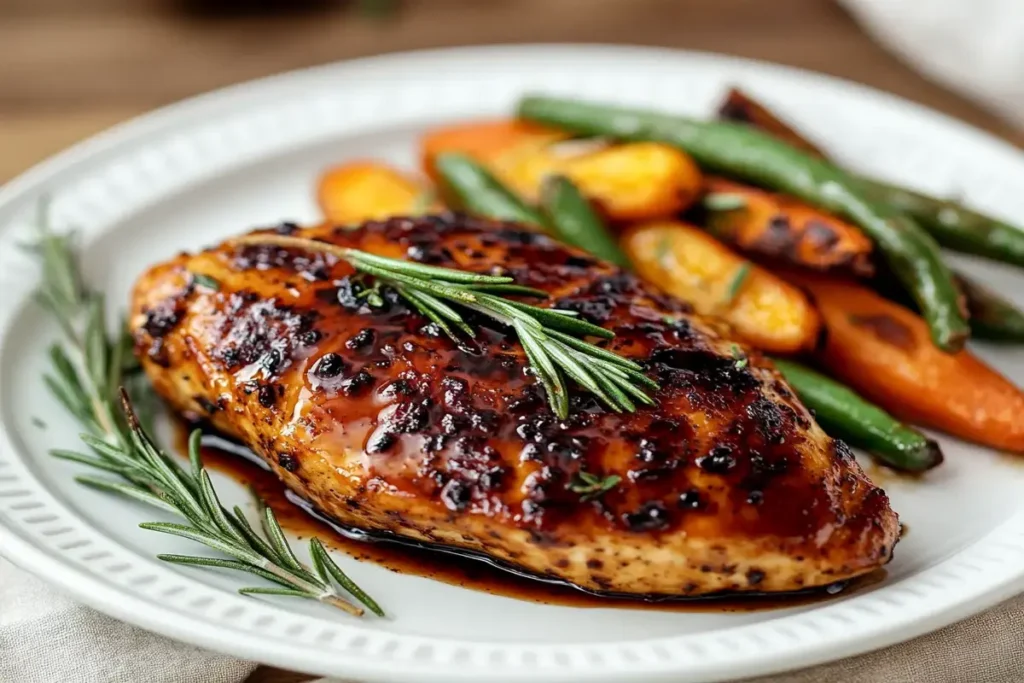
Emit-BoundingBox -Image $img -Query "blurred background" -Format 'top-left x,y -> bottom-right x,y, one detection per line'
2,0 -> 1022,184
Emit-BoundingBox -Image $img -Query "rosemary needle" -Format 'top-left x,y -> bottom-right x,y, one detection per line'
32,207 -> 382,618
233,233 -> 659,418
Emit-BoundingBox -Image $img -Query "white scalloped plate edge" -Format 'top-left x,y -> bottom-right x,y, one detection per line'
1,45 -> 1023,682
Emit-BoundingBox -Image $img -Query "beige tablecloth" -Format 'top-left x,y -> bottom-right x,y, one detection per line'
745,594 -> 1024,682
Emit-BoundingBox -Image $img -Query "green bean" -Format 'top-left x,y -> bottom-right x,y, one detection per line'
539,175 -> 630,268
434,155 -> 631,270
772,358 -> 943,472
716,88 -> 1024,270
954,272 -> 1024,342
875,266 -> 1024,342
433,152 -> 547,227
518,95 -> 970,352
858,179 -> 1024,268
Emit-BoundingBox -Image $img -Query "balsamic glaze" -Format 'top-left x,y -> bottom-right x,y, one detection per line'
176,422 -> 885,611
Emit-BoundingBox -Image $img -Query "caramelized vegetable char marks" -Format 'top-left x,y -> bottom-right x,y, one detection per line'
848,314 -> 916,350
131,214 -> 898,596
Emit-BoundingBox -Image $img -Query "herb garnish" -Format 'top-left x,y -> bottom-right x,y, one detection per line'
33,211 -> 381,617
234,234 -> 658,419
191,272 -> 220,291
725,262 -> 751,304
355,280 -> 386,308
731,343 -> 748,369
702,193 -> 748,212
568,471 -> 621,501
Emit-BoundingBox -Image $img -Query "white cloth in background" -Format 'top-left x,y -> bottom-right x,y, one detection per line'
841,0 -> 1024,129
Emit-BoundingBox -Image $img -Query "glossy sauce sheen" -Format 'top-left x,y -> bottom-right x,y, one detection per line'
178,423 -> 885,610
132,214 -> 899,597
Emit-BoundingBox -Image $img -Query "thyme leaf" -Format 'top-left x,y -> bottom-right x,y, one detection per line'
568,472 -> 621,502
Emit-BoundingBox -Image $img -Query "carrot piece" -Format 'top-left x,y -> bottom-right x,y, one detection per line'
421,119 -> 569,180
702,176 -> 875,277
717,87 -> 828,158
622,220 -> 820,353
317,162 -> 440,224
789,272 -> 1024,452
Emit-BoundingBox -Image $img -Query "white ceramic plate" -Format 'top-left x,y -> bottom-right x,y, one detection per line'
2,45 -> 1024,683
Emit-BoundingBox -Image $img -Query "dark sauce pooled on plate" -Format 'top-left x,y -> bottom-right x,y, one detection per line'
172,420 -> 885,611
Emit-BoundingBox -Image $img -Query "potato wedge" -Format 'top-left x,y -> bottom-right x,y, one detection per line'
701,176 -> 875,277
317,161 -> 441,224
622,220 -> 820,353
422,119 -> 570,180
420,119 -> 702,221
787,271 -> 1024,452
499,141 -> 702,222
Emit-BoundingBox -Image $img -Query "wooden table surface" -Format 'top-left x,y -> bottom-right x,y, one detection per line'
2,1 -> 1020,681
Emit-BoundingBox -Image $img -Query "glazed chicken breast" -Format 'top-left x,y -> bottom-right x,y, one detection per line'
130,214 -> 898,598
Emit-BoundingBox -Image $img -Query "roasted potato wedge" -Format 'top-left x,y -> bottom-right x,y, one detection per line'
422,119 -> 570,180
421,119 -> 702,221
317,161 -> 441,224
499,141 -> 703,222
701,177 -> 875,277
622,220 -> 820,353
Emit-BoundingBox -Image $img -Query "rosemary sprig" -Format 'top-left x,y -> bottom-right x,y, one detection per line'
235,234 -> 658,418
32,209 -> 382,617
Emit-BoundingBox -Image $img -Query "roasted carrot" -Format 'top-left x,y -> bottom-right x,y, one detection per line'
720,87 -> 1024,281
622,220 -> 820,353
788,272 -> 1024,452
717,87 -> 827,158
701,176 -> 875,277
317,162 -> 441,224
421,119 -> 702,221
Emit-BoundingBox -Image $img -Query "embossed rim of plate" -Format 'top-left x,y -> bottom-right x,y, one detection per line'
2,45 -> 1024,683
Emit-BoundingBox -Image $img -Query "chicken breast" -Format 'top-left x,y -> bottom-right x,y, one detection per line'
130,214 -> 898,598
